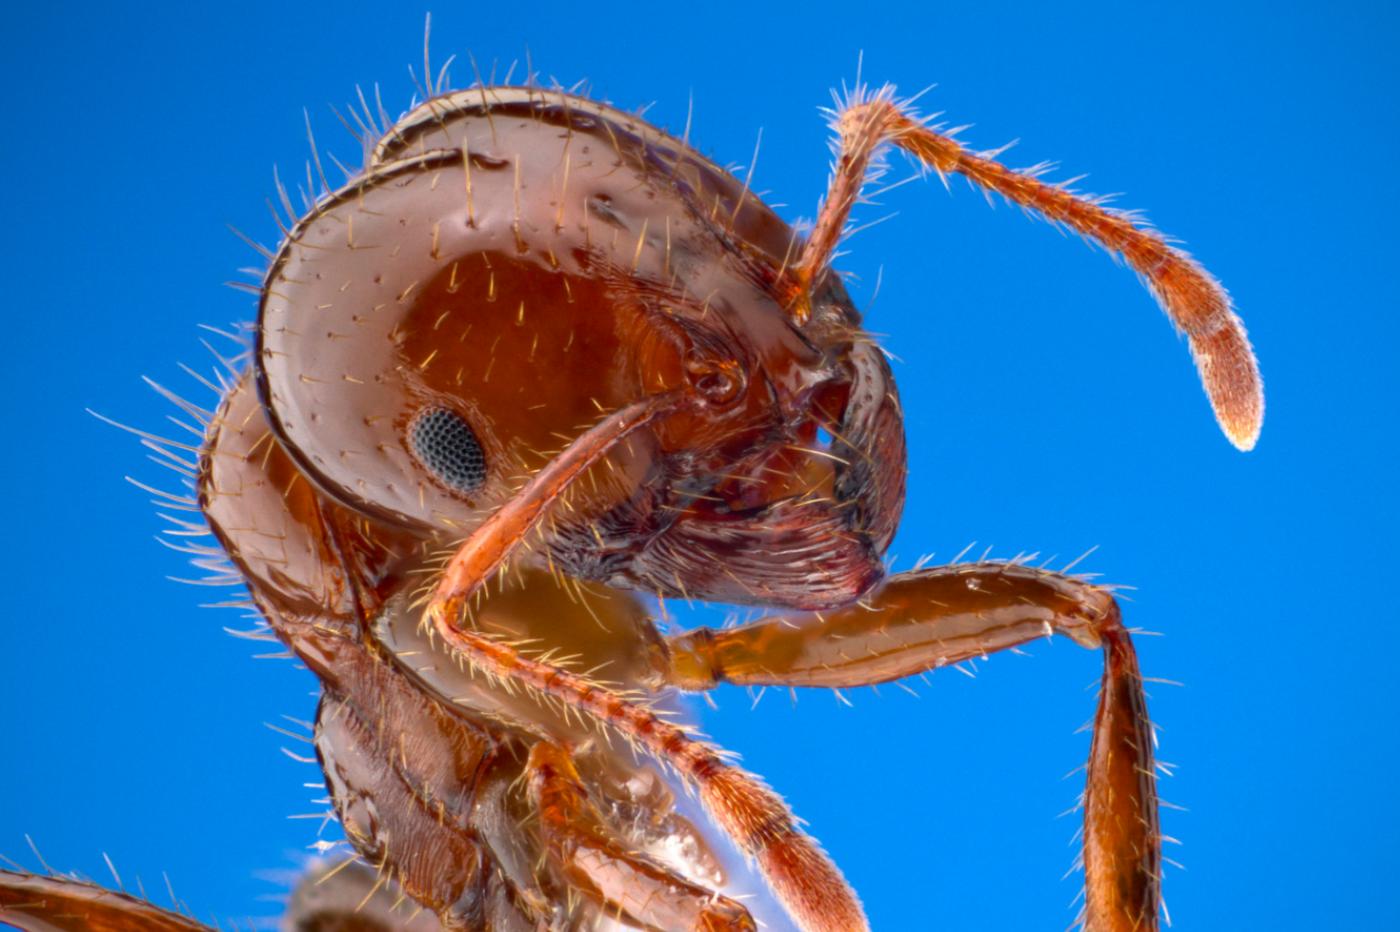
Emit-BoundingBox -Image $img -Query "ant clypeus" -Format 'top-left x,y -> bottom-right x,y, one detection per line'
0,64 -> 1261,932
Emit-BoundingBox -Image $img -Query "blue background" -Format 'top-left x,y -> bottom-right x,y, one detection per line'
2,2 -> 1396,929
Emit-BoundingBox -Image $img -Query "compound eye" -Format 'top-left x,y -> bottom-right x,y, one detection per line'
409,407 -> 487,493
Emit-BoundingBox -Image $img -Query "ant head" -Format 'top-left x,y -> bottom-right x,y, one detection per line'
253,87 -> 906,608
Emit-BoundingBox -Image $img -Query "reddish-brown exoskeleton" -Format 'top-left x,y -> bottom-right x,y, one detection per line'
0,75 -> 1261,932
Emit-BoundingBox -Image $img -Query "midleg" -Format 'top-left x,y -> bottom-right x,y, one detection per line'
526,741 -> 756,932
663,562 -> 1161,932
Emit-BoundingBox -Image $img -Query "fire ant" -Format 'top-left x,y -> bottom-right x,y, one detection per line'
0,67 -> 1261,932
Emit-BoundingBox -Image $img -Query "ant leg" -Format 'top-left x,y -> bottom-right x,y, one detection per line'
663,563 -> 1161,932
795,88 -> 1262,451
431,392 -> 676,611
421,609 -> 866,932
0,869 -> 211,931
526,742 -> 756,932
424,403 -> 866,932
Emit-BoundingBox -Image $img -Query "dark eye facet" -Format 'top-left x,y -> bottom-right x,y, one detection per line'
409,408 -> 486,492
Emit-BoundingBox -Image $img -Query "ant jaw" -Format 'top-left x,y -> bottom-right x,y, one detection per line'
616,340 -> 905,612
629,492 -> 888,610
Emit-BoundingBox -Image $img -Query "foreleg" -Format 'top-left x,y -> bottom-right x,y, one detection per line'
664,563 -> 1161,932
